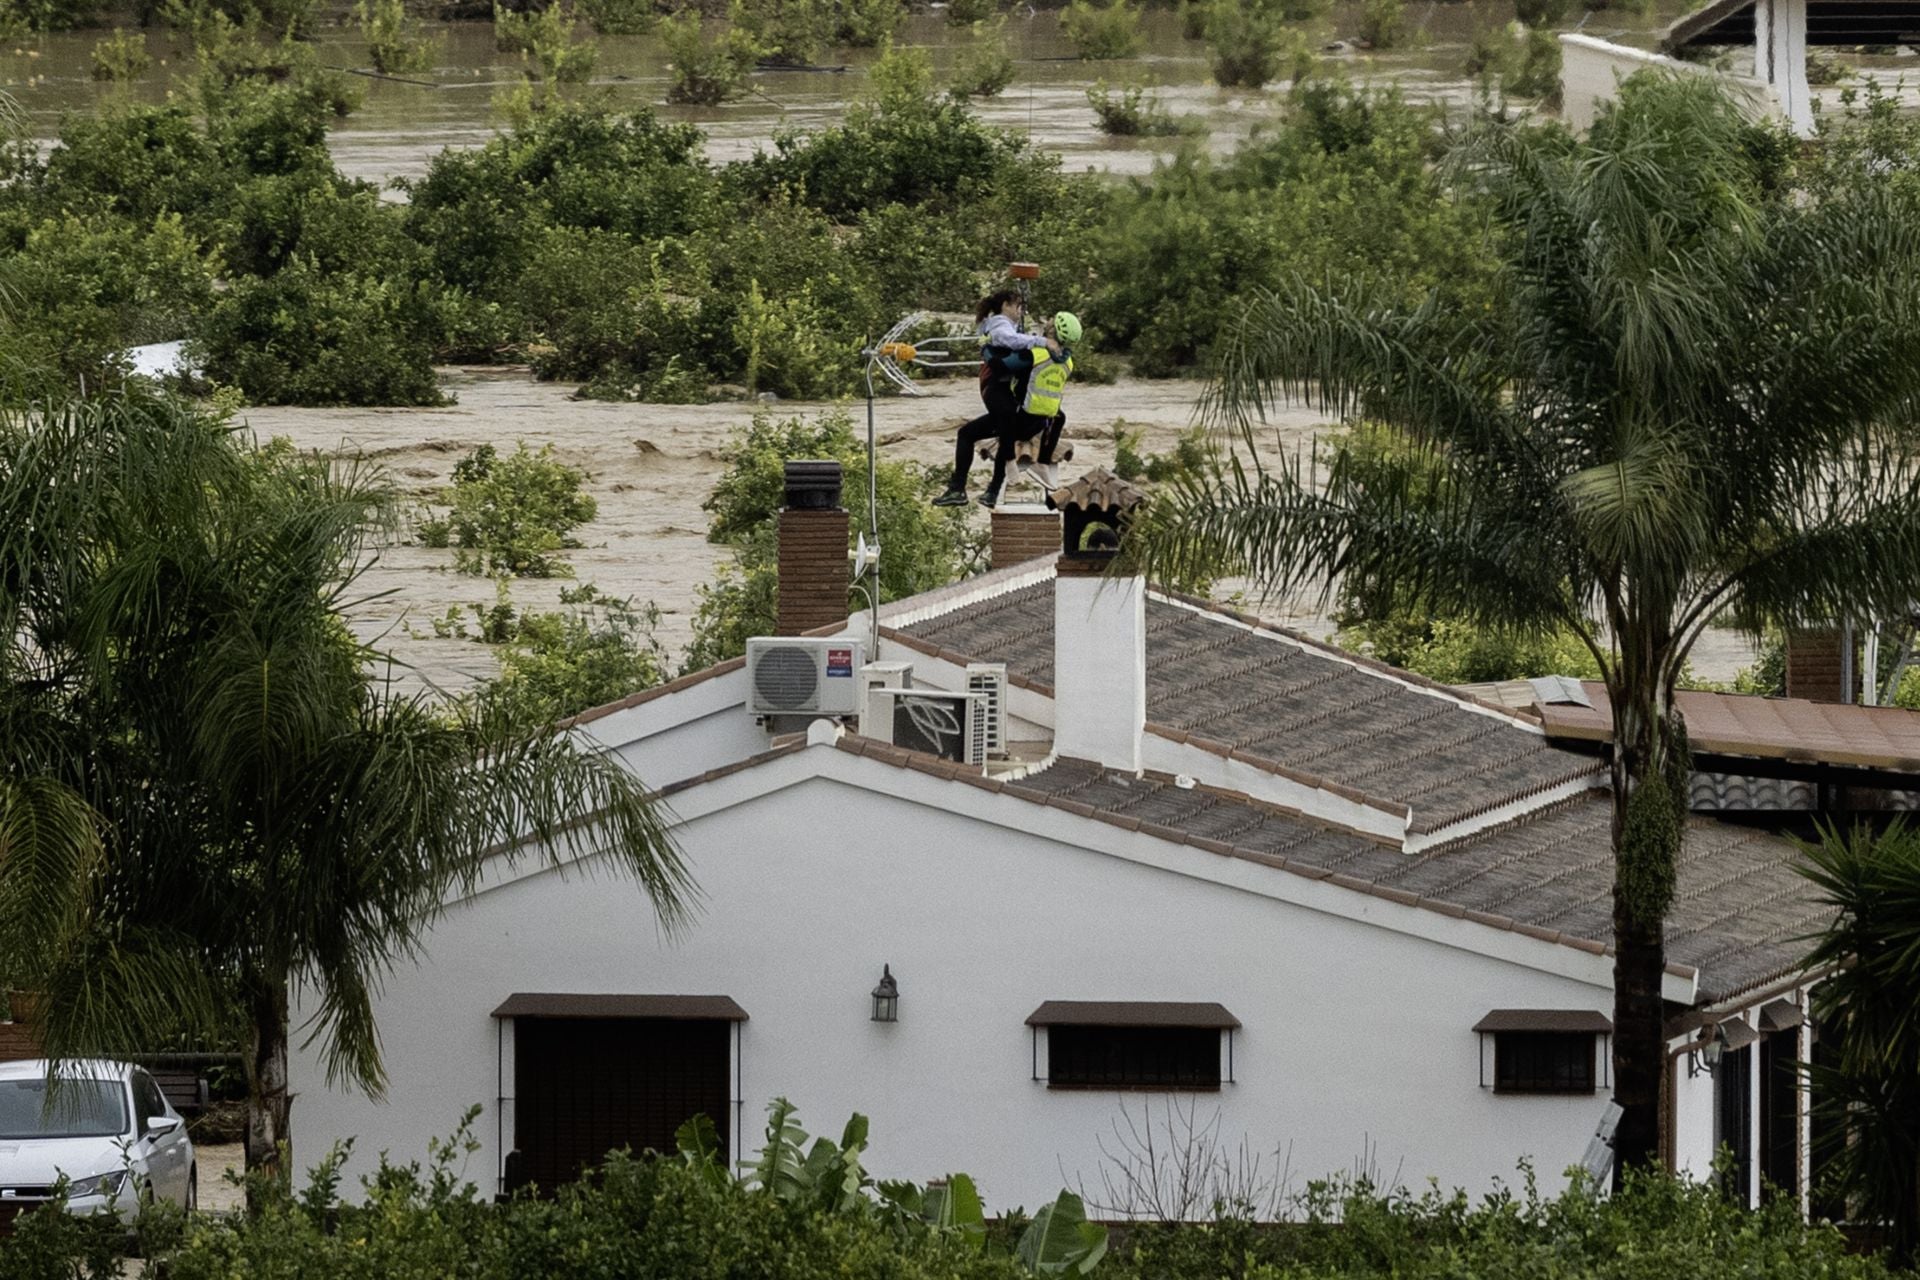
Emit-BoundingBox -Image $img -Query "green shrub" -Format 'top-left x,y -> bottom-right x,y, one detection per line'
686,408 -> 975,669
1358,0 -> 1405,48
1177,0 -> 1207,38
357,0 -> 437,73
459,583 -> 668,722
0,213 -> 214,405
949,19 -> 1015,99
1086,80 -> 1180,136
1467,22 -> 1561,102
1512,0 -> 1565,25
662,10 -> 758,103
945,0 -> 996,24
834,0 -> 897,43
0,0 -> 97,32
733,0 -> 830,66
495,0 -> 598,81
434,442 -> 599,577
1061,0 -> 1142,59
194,265 -> 446,407
579,0 -> 654,33
89,29 -> 152,80
1089,83 -> 1488,377
1207,0 -> 1305,89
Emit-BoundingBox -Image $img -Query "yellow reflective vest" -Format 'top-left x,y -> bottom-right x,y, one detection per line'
1021,348 -> 1073,418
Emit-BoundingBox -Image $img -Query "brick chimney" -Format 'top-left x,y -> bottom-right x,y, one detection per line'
777,460 -> 849,635
1785,627 -> 1855,703
1048,469 -> 1148,773
989,504 -> 1062,570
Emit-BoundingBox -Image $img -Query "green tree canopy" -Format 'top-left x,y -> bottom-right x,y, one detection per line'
1130,73 -> 1920,1176
0,392 -> 691,1173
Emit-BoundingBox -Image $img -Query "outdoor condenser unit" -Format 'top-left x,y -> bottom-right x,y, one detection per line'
866,688 -> 989,767
965,662 -> 1009,755
745,637 -> 865,717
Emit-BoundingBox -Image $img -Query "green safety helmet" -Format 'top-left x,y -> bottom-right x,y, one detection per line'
1051,311 -> 1083,344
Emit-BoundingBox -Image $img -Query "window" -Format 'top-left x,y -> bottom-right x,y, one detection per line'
1473,1009 -> 1609,1095
132,1071 -> 168,1131
1049,1025 -> 1221,1090
1493,1032 -> 1596,1094
1027,1001 -> 1239,1091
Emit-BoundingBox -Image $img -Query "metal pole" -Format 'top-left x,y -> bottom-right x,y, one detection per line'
863,359 -> 882,660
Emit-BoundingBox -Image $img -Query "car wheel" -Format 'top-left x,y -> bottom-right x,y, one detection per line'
185,1166 -> 197,1213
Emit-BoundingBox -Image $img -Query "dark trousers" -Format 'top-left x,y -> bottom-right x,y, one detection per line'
949,377 -> 1022,491
950,407 -> 1068,495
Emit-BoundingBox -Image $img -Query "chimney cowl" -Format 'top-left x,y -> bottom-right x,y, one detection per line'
1047,467 -> 1147,560
784,459 -> 844,511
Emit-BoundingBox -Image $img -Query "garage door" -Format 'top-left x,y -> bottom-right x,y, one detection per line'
513,1016 -> 731,1190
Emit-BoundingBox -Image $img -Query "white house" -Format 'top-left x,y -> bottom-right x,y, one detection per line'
290,464 -> 1875,1216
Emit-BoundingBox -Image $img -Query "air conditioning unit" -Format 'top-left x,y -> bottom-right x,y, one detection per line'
859,661 -> 914,728
746,637 -> 865,718
867,689 -> 988,766
965,663 -> 1009,755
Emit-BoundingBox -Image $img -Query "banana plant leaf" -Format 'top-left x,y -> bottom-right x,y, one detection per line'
1017,1191 -> 1108,1276
674,1113 -> 729,1188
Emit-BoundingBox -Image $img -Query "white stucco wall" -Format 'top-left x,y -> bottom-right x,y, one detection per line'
290,758 -> 1627,1212
1559,34 -> 1773,134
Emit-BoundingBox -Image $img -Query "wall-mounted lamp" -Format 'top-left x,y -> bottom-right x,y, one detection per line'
1687,1021 -> 1730,1078
871,965 -> 899,1023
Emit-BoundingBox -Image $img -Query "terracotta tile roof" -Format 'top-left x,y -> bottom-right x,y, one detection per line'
1540,682 -> 1920,774
897,582 -> 1600,833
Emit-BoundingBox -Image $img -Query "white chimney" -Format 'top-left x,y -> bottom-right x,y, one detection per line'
1053,567 -> 1146,772
1047,468 -> 1150,774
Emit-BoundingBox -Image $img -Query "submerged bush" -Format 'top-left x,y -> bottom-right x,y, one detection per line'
1207,0 -> 1306,88
436,442 -> 599,577
733,0 -> 831,66
89,28 -> 151,80
495,0 -> 598,82
662,10 -> 759,103
357,0 -> 437,73
1061,0 -> 1143,59
1087,80 -> 1182,136
949,19 -> 1016,99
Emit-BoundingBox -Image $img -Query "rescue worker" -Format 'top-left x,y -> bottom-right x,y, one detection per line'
934,292 -> 1062,508
935,311 -> 1080,509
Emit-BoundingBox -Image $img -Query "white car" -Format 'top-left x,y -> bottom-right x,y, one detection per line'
0,1060 -> 197,1219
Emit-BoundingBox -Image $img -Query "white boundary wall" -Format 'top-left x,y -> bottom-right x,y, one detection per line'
1560,34 -> 1775,132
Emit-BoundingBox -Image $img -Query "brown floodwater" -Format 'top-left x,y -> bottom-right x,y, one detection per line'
8,4 -> 1706,186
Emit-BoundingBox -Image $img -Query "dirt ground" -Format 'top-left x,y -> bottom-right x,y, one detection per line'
239,366 -> 1335,694
240,365 -> 1756,695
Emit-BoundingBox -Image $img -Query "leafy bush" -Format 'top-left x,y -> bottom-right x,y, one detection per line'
1061,0 -> 1142,60
1207,0 -> 1305,89
834,0 -> 898,44
1512,0 -> 1566,26
1467,22 -> 1561,103
194,265 -> 446,406
579,0 -> 654,33
464,584 -> 668,722
662,10 -> 759,103
1177,0 -> 1207,38
434,442 -> 599,577
0,0 -> 96,32
89,29 -> 151,80
945,0 -> 997,24
357,0 -> 437,73
1089,83 -> 1490,377
734,0 -> 831,66
949,19 -> 1016,99
1087,80 -> 1181,136
0,213 -> 214,404
1358,0 -> 1406,48
685,409 -> 976,670
495,0 -> 598,82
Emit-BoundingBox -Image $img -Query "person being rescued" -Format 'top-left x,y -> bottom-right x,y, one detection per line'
934,295 -> 1075,509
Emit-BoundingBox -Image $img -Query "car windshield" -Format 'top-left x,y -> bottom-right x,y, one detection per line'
0,1078 -> 128,1140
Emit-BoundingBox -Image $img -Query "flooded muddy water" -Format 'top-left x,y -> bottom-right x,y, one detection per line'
10,5 -> 1710,185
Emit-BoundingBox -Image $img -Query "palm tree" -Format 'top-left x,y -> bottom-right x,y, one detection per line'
1797,822 -> 1920,1261
0,391 -> 692,1175
1130,74 -> 1920,1176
